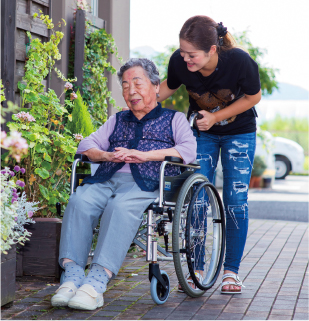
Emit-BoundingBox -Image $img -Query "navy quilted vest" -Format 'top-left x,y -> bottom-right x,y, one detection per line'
82,104 -> 180,191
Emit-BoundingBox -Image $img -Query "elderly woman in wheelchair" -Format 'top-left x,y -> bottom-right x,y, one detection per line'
51,58 -> 202,310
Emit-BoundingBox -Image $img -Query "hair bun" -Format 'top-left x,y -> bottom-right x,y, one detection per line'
217,22 -> 227,37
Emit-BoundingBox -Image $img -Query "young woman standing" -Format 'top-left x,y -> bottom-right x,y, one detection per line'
158,15 -> 261,294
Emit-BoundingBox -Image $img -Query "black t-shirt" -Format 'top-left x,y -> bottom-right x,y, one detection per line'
167,48 -> 261,135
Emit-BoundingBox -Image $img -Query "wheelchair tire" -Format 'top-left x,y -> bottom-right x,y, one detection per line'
150,270 -> 170,305
185,181 -> 225,291
172,173 -> 208,298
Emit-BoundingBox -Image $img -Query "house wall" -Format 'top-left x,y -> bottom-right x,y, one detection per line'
98,0 -> 130,116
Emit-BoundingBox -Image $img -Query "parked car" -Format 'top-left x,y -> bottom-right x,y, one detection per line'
214,131 -> 276,188
273,136 -> 305,179
214,129 -> 305,187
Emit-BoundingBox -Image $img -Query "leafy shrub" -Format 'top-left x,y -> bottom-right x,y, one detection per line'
5,12 -> 78,217
67,90 -> 94,137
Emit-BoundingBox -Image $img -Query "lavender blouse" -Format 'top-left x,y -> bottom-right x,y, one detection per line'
76,111 -> 197,173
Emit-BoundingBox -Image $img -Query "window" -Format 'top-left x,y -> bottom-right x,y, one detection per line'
91,0 -> 98,16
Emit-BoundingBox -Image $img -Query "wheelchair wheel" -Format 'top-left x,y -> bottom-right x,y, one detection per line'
172,173 -> 225,297
185,181 -> 225,291
150,270 -> 170,305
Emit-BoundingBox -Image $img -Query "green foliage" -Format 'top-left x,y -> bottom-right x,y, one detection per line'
4,13 -> 78,218
252,155 -> 267,177
151,45 -> 189,113
260,114 -> 309,155
1,80 -> 20,124
234,31 -> 278,96
67,90 -> 94,137
82,24 -> 122,128
304,156 -> 309,171
0,79 -> 5,104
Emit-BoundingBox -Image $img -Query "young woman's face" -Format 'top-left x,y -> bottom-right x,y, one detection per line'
179,39 -> 212,72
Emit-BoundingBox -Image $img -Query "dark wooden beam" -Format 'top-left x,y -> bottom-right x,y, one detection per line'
16,12 -> 49,37
1,0 -> 17,130
74,9 -> 86,94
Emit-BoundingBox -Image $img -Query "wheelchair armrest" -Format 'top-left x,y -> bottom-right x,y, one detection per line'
74,153 -> 103,164
164,156 -> 183,163
164,156 -> 200,168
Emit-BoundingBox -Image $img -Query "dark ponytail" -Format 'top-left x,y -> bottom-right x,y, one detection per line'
179,15 -> 236,54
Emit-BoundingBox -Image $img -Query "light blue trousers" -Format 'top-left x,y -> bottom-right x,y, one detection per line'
59,173 -> 159,275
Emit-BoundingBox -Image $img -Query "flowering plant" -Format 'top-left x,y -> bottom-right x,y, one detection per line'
0,167 -> 39,254
76,0 -> 90,11
4,13 -> 79,217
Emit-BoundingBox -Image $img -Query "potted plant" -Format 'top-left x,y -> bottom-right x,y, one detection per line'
249,155 -> 267,188
0,166 -> 39,306
1,80 -> 39,306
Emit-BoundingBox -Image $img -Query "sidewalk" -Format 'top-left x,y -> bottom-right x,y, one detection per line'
1,218 -> 308,320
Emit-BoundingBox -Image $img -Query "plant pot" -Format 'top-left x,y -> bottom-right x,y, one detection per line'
249,176 -> 262,188
263,177 -> 272,188
1,245 -> 16,306
16,218 -> 62,279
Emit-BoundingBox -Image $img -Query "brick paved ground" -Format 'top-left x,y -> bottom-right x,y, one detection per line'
1,219 -> 308,320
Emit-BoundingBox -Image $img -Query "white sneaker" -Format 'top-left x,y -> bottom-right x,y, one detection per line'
51,282 -> 77,307
68,284 -> 104,310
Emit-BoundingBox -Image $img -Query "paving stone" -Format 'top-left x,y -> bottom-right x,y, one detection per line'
268,315 -> 292,320
223,305 -> 248,313
101,305 -> 127,312
244,311 -> 269,319
271,309 -> 293,316
247,305 -> 272,312
88,317 -> 114,320
293,313 -> 309,320
217,312 -> 244,320
10,310 -> 45,320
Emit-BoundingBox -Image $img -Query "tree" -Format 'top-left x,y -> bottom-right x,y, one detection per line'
149,31 -> 278,113
234,30 -> 278,96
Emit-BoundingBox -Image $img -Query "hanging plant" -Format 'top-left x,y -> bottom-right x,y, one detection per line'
82,22 -> 122,128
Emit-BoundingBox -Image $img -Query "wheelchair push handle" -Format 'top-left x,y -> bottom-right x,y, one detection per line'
189,112 -> 204,137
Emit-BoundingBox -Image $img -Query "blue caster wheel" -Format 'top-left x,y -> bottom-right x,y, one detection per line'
150,270 -> 170,304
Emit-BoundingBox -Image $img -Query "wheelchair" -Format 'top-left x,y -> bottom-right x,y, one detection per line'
65,113 -> 226,305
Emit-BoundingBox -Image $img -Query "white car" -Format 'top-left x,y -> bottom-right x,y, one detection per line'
273,136 -> 305,179
214,130 -> 305,187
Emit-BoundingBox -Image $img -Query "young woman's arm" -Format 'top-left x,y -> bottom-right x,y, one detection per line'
196,90 -> 262,131
157,79 -> 179,102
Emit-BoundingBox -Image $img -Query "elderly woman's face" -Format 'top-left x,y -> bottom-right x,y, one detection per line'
122,66 -> 159,118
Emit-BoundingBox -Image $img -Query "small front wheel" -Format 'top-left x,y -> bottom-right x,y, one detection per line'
150,270 -> 170,305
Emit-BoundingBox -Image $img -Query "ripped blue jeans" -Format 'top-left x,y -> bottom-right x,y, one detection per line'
193,130 -> 256,274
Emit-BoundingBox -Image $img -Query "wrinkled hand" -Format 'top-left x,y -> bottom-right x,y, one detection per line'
196,110 -> 217,131
105,151 -> 123,163
114,147 -> 147,163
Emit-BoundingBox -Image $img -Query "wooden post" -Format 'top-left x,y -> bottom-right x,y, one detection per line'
74,9 -> 86,94
1,0 -> 17,131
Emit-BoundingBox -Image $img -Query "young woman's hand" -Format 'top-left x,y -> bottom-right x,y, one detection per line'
196,110 -> 217,131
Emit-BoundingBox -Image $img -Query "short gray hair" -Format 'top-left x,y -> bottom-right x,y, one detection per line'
117,58 -> 160,86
